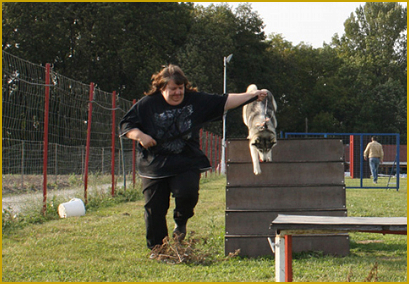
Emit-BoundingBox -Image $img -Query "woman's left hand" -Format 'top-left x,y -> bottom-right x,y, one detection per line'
255,89 -> 268,101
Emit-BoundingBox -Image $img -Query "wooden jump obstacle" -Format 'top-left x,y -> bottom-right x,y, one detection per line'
225,138 -> 350,257
270,215 -> 407,282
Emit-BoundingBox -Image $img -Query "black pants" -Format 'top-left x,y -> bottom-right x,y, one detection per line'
141,169 -> 201,249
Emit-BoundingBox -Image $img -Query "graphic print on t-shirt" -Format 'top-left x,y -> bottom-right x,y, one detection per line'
154,105 -> 193,153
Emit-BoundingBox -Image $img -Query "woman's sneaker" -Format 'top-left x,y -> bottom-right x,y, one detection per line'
173,225 -> 186,241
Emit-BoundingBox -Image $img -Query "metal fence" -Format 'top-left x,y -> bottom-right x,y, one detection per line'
2,51 -> 222,212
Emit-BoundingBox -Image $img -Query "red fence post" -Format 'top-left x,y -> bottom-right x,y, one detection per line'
111,91 -> 116,196
215,135 -> 219,175
205,131 -> 209,177
349,135 -> 355,178
132,99 -> 136,187
285,235 -> 293,282
84,83 -> 95,204
218,136 -> 222,174
210,133 -> 213,173
42,63 -> 51,215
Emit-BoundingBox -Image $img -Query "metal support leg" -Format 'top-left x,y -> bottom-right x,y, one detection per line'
275,234 -> 285,282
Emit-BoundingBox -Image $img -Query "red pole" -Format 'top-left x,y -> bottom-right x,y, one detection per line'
111,91 -> 116,196
210,133 -> 213,173
349,135 -> 354,178
214,134 -> 217,174
205,131 -> 209,157
84,83 -> 94,204
205,131 -> 209,177
42,63 -> 51,215
215,135 -> 218,174
199,129 -> 203,178
219,137 -> 222,175
285,235 -> 293,282
213,135 -> 217,173
132,99 -> 136,187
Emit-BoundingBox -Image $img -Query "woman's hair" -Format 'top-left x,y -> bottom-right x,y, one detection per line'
145,64 -> 197,96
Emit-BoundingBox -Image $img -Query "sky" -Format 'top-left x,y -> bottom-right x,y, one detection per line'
195,2 -> 406,48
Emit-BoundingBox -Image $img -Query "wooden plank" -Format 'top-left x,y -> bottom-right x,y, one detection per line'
271,215 -> 407,233
226,162 -> 345,187
272,215 -> 407,225
226,209 -> 347,235
226,138 -> 344,163
226,186 -> 346,210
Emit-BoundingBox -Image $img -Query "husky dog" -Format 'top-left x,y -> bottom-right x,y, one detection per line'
243,84 -> 277,175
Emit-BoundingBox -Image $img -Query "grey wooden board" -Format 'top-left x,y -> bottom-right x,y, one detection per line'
225,235 -> 350,257
271,215 -> 407,233
226,162 -> 345,187
225,209 -> 347,235
226,138 -> 344,163
226,185 -> 346,210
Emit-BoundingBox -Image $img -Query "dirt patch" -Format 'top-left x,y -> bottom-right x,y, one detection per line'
150,233 -> 212,264
149,232 -> 241,264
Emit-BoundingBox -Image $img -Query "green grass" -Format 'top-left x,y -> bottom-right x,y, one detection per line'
2,175 -> 407,282
346,178 -> 407,217
345,175 -> 402,189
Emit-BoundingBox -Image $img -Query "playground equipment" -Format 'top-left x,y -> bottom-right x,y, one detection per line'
224,138 -> 349,257
284,133 -> 403,190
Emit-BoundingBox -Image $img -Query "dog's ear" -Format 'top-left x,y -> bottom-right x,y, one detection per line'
267,90 -> 277,112
247,84 -> 258,92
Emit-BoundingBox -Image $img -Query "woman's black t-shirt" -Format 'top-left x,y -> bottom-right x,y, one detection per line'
119,91 -> 228,178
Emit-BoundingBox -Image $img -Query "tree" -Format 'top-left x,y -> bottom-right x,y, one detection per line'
178,3 -> 269,137
226,3 -> 271,138
3,2 -> 406,142
3,2 -> 194,100
177,3 -> 236,93
331,2 -> 407,140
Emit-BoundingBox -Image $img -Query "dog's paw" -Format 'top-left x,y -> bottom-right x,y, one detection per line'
254,167 -> 262,175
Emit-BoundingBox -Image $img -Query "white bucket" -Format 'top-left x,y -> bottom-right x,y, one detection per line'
58,198 -> 86,218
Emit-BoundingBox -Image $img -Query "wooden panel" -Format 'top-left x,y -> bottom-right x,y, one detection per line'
225,210 -> 347,235
226,138 -> 344,163
224,138 -> 349,257
225,235 -> 350,257
226,162 -> 345,187
226,185 -> 346,210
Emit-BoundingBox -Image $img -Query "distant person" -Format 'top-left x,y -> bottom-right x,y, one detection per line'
363,136 -> 384,184
119,64 -> 268,252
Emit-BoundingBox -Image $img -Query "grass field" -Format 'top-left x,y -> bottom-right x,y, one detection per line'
2,175 -> 407,282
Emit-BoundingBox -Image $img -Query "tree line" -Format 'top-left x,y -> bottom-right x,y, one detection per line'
2,2 -> 407,142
